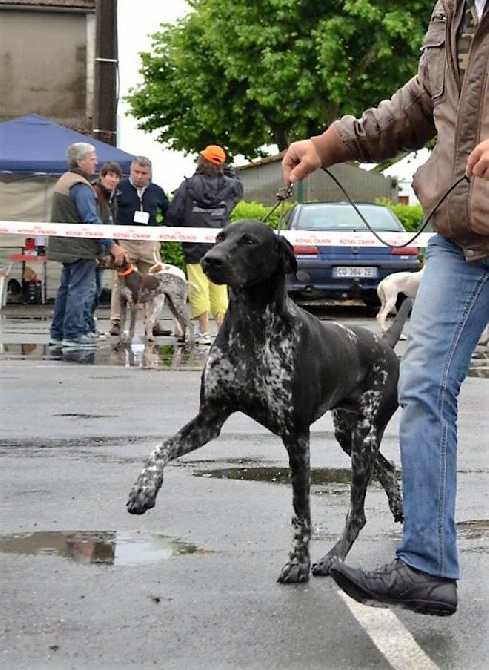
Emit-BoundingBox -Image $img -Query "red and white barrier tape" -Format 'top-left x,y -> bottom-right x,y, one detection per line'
0,221 -> 434,247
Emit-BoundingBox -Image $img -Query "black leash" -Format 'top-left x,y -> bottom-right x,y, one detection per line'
321,167 -> 469,249
263,169 -> 469,249
262,185 -> 293,230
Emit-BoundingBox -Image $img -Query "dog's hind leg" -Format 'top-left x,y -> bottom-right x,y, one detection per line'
373,452 -> 403,523
127,404 -> 232,515
278,431 -> 312,584
167,294 -> 194,346
145,296 -> 164,341
312,396 -> 381,576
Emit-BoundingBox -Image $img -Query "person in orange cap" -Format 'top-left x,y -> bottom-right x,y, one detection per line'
164,146 -> 243,345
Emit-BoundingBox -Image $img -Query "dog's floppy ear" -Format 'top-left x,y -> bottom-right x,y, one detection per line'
275,233 -> 298,274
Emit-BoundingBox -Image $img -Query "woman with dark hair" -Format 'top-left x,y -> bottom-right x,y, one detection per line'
84,161 -> 122,338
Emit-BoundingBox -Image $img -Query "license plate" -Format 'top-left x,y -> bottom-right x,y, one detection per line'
333,266 -> 378,278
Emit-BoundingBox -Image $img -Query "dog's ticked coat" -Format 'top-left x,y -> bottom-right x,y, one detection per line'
104,258 -> 194,346
127,220 -> 408,583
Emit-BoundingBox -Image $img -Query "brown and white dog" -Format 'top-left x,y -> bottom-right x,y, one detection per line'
104,258 -> 194,346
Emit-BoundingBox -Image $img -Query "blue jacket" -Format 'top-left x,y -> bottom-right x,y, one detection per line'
116,179 -> 169,227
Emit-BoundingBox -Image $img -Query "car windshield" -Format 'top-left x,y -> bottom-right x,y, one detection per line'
292,203 -> 404,232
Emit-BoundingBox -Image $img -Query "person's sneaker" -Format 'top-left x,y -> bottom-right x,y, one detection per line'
48,338 -> 62,346
87,331 -> 107,341
61,335 -> 98,348
195,332 -> 213,346
330,558 -> 457,617
152,325 -> 172,337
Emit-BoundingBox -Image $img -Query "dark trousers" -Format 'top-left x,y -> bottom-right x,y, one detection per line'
50,259 -> 96,340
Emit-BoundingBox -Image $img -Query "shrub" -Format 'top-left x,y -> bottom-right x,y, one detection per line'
375,198 -> 423,233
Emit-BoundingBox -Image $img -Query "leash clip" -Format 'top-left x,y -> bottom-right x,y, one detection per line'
276,185 -> 293,202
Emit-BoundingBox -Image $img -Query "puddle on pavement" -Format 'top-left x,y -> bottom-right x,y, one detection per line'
0,342 -> 210,370
0,530 -> 207,566
457,519 -> 489,537
193,465 -> 385,494
1,339 -> 488,374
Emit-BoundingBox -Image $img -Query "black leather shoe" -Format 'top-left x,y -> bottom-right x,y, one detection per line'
110,322 -> 120,337
331,559 -> 457,616
152,325 -> 172,337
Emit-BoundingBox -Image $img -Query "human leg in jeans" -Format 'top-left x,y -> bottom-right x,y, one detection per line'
51,259 -> 96,341
331,234 -> 489,615
84,267 -> 103,335
397,234 -> 489,579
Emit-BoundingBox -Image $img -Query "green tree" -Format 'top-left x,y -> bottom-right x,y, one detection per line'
126,0 -> 434,160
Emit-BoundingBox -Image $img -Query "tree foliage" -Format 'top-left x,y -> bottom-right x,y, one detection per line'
126,0 -> 434,160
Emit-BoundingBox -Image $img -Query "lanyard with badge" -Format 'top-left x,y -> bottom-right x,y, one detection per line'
133,186 -> 150,225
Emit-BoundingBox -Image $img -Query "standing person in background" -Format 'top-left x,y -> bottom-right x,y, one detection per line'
281,0 -> 489,617
165,145 -> 243,345
110,156 -> 171,337
84,161 -> 122,339
48,143 -> 127,348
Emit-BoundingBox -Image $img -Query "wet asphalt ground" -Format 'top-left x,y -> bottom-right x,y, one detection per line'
0,303 -> 488,670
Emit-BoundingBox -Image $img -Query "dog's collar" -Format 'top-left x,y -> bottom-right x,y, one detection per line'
117,264 -> 136,277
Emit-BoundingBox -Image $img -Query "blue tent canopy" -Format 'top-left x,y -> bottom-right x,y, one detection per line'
0,114 -> 136,175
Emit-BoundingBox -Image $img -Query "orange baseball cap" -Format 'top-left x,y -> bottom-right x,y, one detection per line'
200,145 -> 226,165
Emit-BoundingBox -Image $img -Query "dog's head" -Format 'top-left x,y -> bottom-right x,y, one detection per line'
201,219 -> 297,287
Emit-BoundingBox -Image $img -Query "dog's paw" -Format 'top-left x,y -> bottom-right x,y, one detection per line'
311,554 -> 338,577
277,558 -> 310,584
126,471 -> 163,515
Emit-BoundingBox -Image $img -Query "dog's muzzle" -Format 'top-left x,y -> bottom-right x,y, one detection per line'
201,251 -> 230,284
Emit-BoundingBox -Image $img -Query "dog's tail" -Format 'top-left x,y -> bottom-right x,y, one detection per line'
381,298 -> 413,348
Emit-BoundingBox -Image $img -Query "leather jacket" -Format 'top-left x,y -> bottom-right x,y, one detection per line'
314,1 -> 489,261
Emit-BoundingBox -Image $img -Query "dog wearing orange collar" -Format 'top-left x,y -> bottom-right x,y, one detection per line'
103,257 -> 194,346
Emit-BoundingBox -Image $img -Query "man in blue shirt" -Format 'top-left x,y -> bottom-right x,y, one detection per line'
109,156 -> 171,337
47,142 -> 127,348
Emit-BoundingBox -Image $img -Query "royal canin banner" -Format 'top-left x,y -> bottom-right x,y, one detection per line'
0,221 -> 434,247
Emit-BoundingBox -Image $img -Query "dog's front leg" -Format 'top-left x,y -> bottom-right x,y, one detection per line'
278,432 -> 311,584
127,405 -> 232,514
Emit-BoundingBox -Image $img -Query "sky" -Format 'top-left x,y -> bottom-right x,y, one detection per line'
116,0 -> 422,201
117,0 -> 195,192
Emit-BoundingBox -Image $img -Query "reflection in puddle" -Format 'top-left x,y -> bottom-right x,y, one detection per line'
0,342 -> 210,370
457,519 -> 489,555
457,519 -> 489,537
0,530 -> 206,566
193,466 -> 385,496
467,347 -> 489,378
194,466 -> 355,485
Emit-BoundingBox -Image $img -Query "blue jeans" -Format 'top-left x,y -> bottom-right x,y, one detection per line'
50,260 -> 96,340
84,267 -> 103,334
396,234 -> 489,580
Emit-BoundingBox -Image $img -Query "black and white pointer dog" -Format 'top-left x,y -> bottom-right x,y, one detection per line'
127,220 -> 409,583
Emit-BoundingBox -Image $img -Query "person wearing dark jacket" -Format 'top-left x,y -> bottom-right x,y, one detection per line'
165,145 -> 243,345
109,156 -> 171,337
84,160 -> 122,338
47,143 -> 127,348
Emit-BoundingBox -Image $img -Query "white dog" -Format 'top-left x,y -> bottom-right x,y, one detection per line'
376,267 -> 489,348
376,268 -> 424,333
